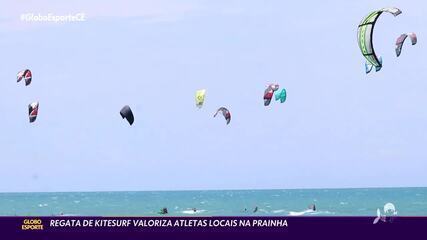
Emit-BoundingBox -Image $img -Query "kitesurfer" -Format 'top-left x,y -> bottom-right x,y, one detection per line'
159,207 -> 168,215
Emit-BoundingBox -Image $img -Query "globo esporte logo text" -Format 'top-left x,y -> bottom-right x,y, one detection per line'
22,219 -> 44,230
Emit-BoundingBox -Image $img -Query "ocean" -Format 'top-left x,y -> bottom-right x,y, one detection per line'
1,188 -> 426,216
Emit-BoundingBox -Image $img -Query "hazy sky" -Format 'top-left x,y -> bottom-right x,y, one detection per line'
0,1 -> 426,192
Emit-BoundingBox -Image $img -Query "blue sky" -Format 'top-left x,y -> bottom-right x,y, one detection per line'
0,1 -> 426,192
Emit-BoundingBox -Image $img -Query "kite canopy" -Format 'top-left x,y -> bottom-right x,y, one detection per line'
214,107 -> 231,125
264,84 -> 279,106
395,32 -> 417,57
28,101 -> 39,123
195,89 -> 206,108
275,88 -> 287,103
17,69 -> 32,86
120,105 -> 134,125
357,7 -> 402,70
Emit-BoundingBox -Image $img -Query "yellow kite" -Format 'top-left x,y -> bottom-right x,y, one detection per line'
195,89 -> 206,108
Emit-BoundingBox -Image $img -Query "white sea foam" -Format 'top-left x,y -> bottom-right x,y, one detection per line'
288,209 -> 314,216
272,209 -> 286,213
258,208 -> 269,213
182,209 -> 206,214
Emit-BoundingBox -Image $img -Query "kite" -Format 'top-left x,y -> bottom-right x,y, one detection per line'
357,7 -> 402,73
264,84 -> 279,106
275,88 -> 287,103
214,107 -> 231,125
17,69 -> 32,86
195,89 -> 206,108
120,105 -> 134,125
395,32 -> 417,57
28,101 -> 39,123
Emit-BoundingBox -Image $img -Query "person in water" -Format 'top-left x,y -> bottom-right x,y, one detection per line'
253,206 -> 258,213
308,204 -> 316,211
159,207 -> 168,215
192,208 -> 197,213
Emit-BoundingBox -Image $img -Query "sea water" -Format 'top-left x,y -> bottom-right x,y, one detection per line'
0,188 -> 426,216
